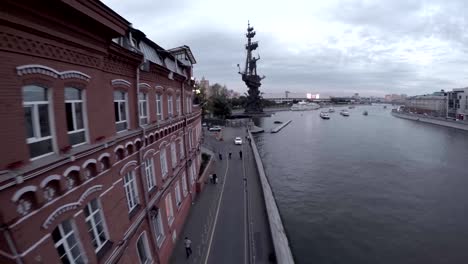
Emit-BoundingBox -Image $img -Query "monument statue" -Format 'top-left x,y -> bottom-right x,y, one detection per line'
238,21 -> 265,114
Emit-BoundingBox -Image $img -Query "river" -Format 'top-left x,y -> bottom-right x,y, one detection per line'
254,105 -> 468,264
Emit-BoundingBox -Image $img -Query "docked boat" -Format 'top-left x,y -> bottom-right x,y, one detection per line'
328,108 -> 335,113
273,121 -> 283,124
290,101 -> 320,111
340,110 -> 350,116
383,105 -> 387,109
363,110 -> 368,116
320,112 -> 330,119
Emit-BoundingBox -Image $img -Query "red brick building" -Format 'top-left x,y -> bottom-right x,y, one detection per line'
0,1 -> 202,263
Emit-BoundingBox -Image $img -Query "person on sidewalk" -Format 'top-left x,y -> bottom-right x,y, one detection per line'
228,152 -> 232,159
184,237 -> 192,258
209,174 -> 214,184
213,173 -> 218,184
219,153 -> 223,160
239,150 -> 243,159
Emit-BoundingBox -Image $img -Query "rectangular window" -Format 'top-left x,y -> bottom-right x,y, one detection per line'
156,94 -> 163,121
136,233 -> 151,264
176,95 -> 181,116
165,193 -> 174,225
52,219 -> 85,264
139,93 -> 148,125
160,149 -> 168,178
175,181 -> 182,207
84,199 -> 108,252
179,139 -> 185,159
186,96 -> 191,113
65,87 -> 86,147
23,85 -> 53,159
188,129 -> 193,149
191,163 -> 197,185
114,91 -> 128,132
168,95 -> 173,118
123,171 -> 139,211
144,158 -> 156,190
181,173 -> 188,197
170,142 -> 177,168
152,212 -> 165,246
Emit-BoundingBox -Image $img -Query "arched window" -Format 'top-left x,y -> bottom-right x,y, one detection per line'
139,92 -> 148,125
127,144 -> 134,155
65,87 -> 86,146
44,180 -> 60,202
84,163 -> 97,179
100,157 -> 110,171
135,140 -> 142,151
116,148 -> 125,161
156,93 -> 163,121
23,85 -> 53,159
149,135 -> 154,144
17,192 -> 36,216
114,91 -> 128,132
66,170 -> 80,190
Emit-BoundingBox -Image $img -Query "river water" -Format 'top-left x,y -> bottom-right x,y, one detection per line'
254,105 -> 468,264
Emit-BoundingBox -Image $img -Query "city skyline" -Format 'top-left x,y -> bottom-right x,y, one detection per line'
103,0 -> 468,97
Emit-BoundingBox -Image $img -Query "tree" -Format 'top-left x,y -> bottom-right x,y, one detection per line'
207,83 -> 232,118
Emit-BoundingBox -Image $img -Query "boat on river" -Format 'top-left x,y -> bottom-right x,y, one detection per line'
363,110 -> 368,116
328,108 -> 335,113
340,110 -> 350,116
320,112 -> 330,119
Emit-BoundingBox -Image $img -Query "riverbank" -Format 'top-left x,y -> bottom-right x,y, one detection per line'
391,111 -> 468,131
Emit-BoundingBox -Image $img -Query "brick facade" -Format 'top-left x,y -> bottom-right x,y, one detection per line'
0,1 -> 202,263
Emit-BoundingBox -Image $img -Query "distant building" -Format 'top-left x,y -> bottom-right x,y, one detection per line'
199,76 -> 211,96
447,88 -> 468,120
403,94 -> 447,117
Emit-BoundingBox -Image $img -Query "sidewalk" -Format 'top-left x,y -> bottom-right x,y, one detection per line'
170,127 -> 274,264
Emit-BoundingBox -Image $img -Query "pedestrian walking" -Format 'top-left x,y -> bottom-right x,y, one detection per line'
228,152 -> 232,159
219,153 -> 222,160
213,173 -> 218,184
209,174 -> 214,184
239,150 -> 243,159
184,237 -> 192,258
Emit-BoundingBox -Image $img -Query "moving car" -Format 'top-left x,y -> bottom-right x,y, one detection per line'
234,137 -> 243,145
208,126 -> 222,131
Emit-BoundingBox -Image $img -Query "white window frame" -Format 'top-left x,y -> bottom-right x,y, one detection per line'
181,173 -> 188,197
52,219 -> 86,264
176,95 -> 181,116
175,181 -> 182,208
136,232 -> 152,264
179,139 -> 185,159
160,149 -> 168,178
190,163 -> 196,185
188,129 -> 193,149
84,199 -> 109,252
114,91 -> 128,132
139,92 -> 148,125
186,96 -> 191,113
156,94 -> 163,121
144,158 -> 156,190
168,95 -> 173,118
170,142 -> 177,168
123,171 -> 139,211
165,193 -> 174,225
23,85 -> 55,160
152,212 -> 165,246
65,87 -> 87,147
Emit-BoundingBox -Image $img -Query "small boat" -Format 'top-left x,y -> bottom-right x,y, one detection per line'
290,101 -> 321,111
320,112 -> 330,119
328,108 -> 335,113
349,106 -> 355,109
340,110 -> 350,116
363,110 -> 368,116
383,105 -> 387,109
273,121 -> 283,124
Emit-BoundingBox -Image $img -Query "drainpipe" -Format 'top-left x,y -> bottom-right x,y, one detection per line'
2,227 -> 23,264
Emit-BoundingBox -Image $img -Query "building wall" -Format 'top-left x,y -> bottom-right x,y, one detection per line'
403,96 -> 447,117
0,2 -> 201,264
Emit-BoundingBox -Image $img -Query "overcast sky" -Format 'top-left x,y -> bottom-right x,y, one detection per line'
103,0 -> 468,97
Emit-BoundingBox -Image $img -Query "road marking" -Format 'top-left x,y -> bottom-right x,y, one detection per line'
203,157 -> 230,264
242,143 -> 248,264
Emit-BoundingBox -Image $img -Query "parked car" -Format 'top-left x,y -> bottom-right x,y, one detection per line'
234,137 -> 243,145
208,126 -> 222,131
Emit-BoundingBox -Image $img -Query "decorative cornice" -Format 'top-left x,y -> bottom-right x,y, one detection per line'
138,83 -> 151,89
16,65 -> 90,82
111,79 -> 132,87
42,185 -> 103,229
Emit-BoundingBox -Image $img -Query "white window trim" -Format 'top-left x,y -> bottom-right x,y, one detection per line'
160,149 -> 168,178
23,86 -> 56,160
156,94 -> 163,121
123,171 -> 139,211
179,139 -> 185,160
175,181 -> 182,208
170,142 -> 177,168
176,96 -> 181,116
144,158 -> 156,191
165,194 -> 174,225
136,232 -> 152,264
65,88 -> 88,147
53,220 -> 86,264
152,213 -> 165,247
168,95 -> 173,118
85,199 -> 109,252
139,93 -> 149,126
181,173 -> 188,197
114,91 -> 129,132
